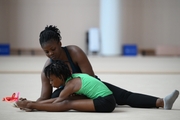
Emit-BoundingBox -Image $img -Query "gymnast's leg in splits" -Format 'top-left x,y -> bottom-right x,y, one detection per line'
103,82 -> 179,110
51,81 -> 179,110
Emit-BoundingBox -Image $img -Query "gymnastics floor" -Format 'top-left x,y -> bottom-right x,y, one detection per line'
0,56 -> 180,120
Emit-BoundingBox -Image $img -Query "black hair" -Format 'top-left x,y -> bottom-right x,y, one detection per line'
39,25 -> 62,46
44,60 -> 72,81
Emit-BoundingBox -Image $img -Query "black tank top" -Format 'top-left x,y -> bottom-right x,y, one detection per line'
51,47 -> 100,80
62,47 -> 82,73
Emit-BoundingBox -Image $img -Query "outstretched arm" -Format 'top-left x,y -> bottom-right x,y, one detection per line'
36,59 -> 52,102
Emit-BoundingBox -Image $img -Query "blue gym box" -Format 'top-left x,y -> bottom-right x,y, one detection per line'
0,44 -> 10,55
123,44 -> 138,56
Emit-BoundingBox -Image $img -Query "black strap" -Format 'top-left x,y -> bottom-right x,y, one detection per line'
62,47 -> 77,73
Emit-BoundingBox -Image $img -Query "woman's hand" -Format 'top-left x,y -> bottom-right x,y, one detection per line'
15,98 -> 34,112
18,97 -> 27,101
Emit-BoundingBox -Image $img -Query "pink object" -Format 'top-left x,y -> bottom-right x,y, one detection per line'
155,45 -> 180,56
2,92 -> 20,102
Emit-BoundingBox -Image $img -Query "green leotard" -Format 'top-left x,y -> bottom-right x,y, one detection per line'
66,73 -> 112,99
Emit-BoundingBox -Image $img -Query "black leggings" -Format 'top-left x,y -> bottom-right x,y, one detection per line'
51,81 -> 158,108
103,81 -> 158,108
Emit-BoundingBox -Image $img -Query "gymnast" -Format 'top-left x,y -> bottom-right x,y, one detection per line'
18,25 -> 179,111
16,60 -> 116,112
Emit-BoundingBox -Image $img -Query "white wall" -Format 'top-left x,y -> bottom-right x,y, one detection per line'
121,0 -> 143,47
141,0 -> 180,49
121,0 -> 180,49
0,0 -> 180,52
0,0 -> 8,43
5,0 -> 99,51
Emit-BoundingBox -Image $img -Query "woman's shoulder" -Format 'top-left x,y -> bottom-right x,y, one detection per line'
65,45 -> 87,59
65,45 -> 83,53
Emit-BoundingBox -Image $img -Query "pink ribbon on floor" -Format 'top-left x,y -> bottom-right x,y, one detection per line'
2,92 -> 19,102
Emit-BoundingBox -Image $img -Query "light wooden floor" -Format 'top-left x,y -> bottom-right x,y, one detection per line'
0,56 -> 180,120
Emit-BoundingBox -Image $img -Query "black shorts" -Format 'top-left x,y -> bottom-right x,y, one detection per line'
93,94 -> 116,112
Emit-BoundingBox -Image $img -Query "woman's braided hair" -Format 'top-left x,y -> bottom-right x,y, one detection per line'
39,25 -> 62,46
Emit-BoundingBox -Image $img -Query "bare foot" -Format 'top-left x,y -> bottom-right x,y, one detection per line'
13,98 -> 27,108
16,100 -> 32,112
